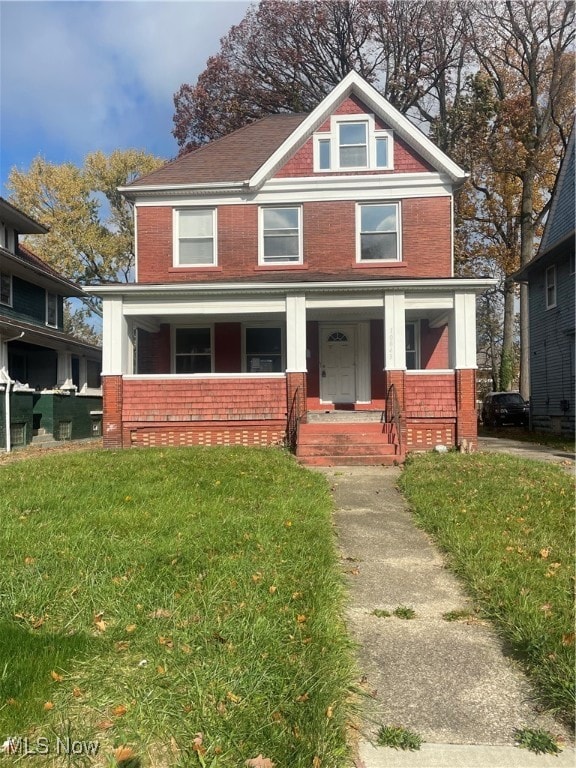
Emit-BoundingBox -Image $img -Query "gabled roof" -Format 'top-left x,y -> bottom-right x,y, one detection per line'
120,71 -> 467,197
515,123 -> 575,279
0,197 -> 48,234
1,243 -> 84,297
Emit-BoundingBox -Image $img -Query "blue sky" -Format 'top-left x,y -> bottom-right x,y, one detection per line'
0,0 -> 251,196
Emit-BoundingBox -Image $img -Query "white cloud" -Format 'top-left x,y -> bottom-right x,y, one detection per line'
0,0 -> 250,176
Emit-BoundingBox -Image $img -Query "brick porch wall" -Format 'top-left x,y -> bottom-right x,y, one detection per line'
109,375 -> 288,449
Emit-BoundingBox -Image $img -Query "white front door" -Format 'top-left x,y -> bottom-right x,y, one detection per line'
320,325 -> 356,403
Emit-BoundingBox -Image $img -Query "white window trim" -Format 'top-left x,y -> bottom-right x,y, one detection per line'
46,291 -> 58,328
405,321 -> 421,370
242,323 -> 285,373
171,325 -> 214,374
258,205 -> 303,265
0,271 -> 12,306
545,265 -> 557,309
355,201 -> 401,263
313,113 -> 394,173
172,207 -> 217,268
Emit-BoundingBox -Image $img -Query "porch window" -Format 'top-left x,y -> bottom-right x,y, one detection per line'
46,291 -> 58,327
175,328 -> 212,373
405,322 -> 420,370
546,265 -> 556,309
86,360 -> 101,388
357,203 -> 399,261
246,327 -> 283,372
174,209 -> 216,267
260,207 -> 302,264
0,272 -> 11,305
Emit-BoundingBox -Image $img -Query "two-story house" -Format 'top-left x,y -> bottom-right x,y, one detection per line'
87,72 -> 494,464
515,125 -> 575,438
0,197 -> 102,450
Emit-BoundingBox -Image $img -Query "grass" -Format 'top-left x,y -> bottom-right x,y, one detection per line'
376,725 -> 422,751
399,453 -> 575,727
0,447 -> 356,767
392,606 -> 416,620
514,727 -> 562,754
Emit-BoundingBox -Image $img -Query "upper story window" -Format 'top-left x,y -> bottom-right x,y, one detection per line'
46,291 -> 58,327
314,114 -> 393,173
174,327 -> 212,373
259,206 -> 302,264
173,208 -> 216,267
546,265 -> 557,309
0,272 -> 12,306
357,202 -> 400,262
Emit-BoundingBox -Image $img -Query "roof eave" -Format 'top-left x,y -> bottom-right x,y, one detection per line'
119,180 -> 251,201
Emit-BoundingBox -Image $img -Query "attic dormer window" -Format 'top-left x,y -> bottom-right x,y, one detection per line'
313,113 -> 393,173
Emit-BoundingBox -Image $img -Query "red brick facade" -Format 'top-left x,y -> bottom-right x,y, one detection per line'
136,197 -> 452,283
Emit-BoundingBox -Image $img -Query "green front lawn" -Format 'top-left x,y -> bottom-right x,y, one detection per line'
399,453 -> 575,727
0,448 -> 356,767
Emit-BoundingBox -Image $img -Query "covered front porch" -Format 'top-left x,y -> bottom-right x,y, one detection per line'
91,279 -> 490,459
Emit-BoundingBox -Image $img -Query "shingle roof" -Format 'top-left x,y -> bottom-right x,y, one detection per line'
1,243 -> 83,296
0,197 -> 48,234
126,114 -> 308,189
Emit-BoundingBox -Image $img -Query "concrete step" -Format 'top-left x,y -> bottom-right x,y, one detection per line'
307,409 -> 384,423
298,441 -> 396,456
299,454 -> 401,467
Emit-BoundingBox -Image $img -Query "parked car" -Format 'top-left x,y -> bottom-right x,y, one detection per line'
481,392 -> 529,428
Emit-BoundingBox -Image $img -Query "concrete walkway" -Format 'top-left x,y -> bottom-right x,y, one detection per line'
315,466 -> 574,768
478,436 -> 575,470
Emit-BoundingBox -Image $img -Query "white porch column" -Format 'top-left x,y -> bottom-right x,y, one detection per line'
383,291 -> 406,369
0,336 -> 8,373
102,296 -> 133,375
451,292 -> 477,369
57,351 -> 74,388
285,294 -> 307,372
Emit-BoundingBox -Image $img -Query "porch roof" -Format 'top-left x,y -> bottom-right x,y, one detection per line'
85,277 -> 496,300
0,315 -> 101,356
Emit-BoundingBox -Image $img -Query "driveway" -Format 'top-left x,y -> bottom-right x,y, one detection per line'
478,435 -> 575,470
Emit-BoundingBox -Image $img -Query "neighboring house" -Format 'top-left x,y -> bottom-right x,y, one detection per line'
515,126 -> 575,437
87,72 -> 494,464
0,197 -> 102,450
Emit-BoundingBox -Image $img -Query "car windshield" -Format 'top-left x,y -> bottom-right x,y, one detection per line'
494,394 -> 525,405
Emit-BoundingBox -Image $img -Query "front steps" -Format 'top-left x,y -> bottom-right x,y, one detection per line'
296,417 -> 401,466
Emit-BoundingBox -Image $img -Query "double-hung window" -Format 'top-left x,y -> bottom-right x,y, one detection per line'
174,328 -> 212,373
46,291 -> 58,327
546,265 -> 557,309
0,272 -> 11,306
260,206 -> 302,264
339,122 -> 368,168
357,203 -> 400,261
174,209 -> 216,267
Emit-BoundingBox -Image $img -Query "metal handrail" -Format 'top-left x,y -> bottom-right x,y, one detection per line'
286,386 -> 301,452
386,383 -> 402,454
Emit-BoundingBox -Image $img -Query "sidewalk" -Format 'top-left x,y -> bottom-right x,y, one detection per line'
316,466 -> 574,768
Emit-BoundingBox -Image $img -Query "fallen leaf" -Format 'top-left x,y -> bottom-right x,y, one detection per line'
252,572 -> 263,583
226,691 -> 241,703
148,608 -> 172,619
24,556 -> 35,565
296,614 -> 307,623
539,547 -> 551,559
114,745 -> 135,763
295,693 -> 309,702
268,585 -> 277,594
96,719 -> 114,730
50,670 -> 63,682
156,665 -> 166,675
112,704 -> 127,717
326,705 -> 333,718
540,603 -> 553,616
158,635 -> 174,648
115,641 -> 130,652
181,643 -> 192,654
125,624 -> 137,633
31,616 -> 45,629
93,612 -> 107,632
562,633 -> 575,646
313,757 -> 322,768
192,733 -> 206,755
72,687 -> 82,698
245,755 -> 275,768
43,701 -> 55,710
